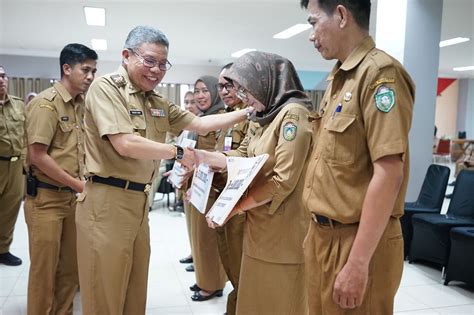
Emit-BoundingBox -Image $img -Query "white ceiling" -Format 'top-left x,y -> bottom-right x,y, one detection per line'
0,0 -> 473,78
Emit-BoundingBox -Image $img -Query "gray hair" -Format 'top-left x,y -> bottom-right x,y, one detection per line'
124,26 -> 169,50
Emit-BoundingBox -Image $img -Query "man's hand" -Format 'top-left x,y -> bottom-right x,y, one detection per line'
179,147 -> 196,170
73,179 -> 86,193
332,260 -> 369,309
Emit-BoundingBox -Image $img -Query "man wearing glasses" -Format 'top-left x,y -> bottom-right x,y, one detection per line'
76,26 -> 254,315
213,63 -> 249,315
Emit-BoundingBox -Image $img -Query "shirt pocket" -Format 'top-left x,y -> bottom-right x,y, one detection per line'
323,113 -> 357,164
52,121 -> 74,149
130,115 -> 147,137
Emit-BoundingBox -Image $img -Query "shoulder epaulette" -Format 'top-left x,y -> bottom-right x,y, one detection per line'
370,49 -> 393,69
43,88 -> 57,102
110,74 -> 127,88
10,95 -> 22,101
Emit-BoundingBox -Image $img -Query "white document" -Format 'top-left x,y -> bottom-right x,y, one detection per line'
206,154 -> 269,226
168,137 -> 196,188
190,163 -> 214,213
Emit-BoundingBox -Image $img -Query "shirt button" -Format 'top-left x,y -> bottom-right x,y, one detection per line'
332,95 -> 337,100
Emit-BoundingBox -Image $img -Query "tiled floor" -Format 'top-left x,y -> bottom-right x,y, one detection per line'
1,186 -> 473,315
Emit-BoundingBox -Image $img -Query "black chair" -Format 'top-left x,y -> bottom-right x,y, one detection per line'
444,227 -> 474,286
409,170 -> 474,268
401,164 -> 450,257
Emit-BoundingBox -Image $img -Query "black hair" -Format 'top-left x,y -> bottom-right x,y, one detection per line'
300,0 -> 371,30
59,43 -> 98,77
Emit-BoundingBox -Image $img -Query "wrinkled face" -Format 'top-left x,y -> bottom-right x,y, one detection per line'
63,59 -> 97,94
123,42 -> 169,92
193,81 -> 212,111
217,71 -> 240,107
184,93 -> 200,115
233,82 -> 265,112
307,0 -> 341,60
0,67 -> 8,98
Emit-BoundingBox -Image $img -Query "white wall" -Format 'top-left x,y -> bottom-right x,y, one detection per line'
435,80 -> 459,138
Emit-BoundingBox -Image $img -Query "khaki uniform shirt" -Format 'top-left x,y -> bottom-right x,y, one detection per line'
26,83 -> 86,186
0,94 -> 25,159
226,103 -> 312,264
84,66 -> 195,184
213,103 -> 249,191
303,36 -> 415,224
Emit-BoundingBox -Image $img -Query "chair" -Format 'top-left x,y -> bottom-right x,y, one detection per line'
155,160 -> 175,208
444,227 -> 474,286
409,170 -> 474,268
433,138 -> 451,163
400,164 -> 450,258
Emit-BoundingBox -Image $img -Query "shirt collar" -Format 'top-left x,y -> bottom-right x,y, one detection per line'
54,82 -> 76,104
327,36 -> 375,81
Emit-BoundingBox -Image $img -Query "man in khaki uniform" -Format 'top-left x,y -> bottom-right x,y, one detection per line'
25,43 -> 98,315
0,65 -> 25,266
76,26 -> 254,315
300,0 -> 415,313
213,64 -> 249,314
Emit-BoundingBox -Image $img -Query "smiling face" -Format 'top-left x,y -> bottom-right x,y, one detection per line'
123,42 -> 168,92
307,0 -> 342,61
233,82 -> 265,112
218,70 -> 240,108
193,81 -> 212,111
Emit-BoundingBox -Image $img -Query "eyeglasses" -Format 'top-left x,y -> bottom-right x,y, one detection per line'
236,87 -> 249,103
129,49 -> 172,71
217,83 -> 234,92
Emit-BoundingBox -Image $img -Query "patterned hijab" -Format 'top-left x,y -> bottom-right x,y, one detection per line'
194,75 -> 224,116
225,51 -> 312,126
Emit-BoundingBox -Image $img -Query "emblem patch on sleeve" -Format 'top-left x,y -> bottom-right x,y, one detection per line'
283,121 -> 297,141
374,85 -> 395,113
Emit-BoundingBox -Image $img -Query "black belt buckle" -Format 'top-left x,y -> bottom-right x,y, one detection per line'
312,213 -> 336,228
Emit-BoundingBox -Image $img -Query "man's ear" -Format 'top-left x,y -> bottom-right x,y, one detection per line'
122,49 -> 131,66
336,5 -> 349,28
62,63 -> 72,77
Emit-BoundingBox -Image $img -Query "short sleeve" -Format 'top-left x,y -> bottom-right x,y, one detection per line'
85,78 -> 134,138
168,101 -> 196,134
26,100 -> 57,146
362,66 -> 414,162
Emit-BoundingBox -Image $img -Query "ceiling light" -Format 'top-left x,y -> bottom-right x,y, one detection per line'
273,24 -> 312,39
439,37 -> 470,47
84,7 -> 106,26
91,39 -> 107,51
231,48 -> 257,58
453,65 -> 474,72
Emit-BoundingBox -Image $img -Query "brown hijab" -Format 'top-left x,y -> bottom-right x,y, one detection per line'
225,51 -> 312,126
195,75 -> 224,116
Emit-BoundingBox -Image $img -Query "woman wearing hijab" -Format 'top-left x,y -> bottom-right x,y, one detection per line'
194,52 -> 313,314
189,75 -> 228,301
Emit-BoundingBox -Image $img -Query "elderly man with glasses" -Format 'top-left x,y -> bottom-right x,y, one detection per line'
75,25 -> 255,315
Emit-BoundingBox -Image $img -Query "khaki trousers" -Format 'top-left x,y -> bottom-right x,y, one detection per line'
236,254 -> 307,315
304,217 -> 404,315
24,189 -> 78,315
184,200 -> 193,251
0,159 -> 24,253
216,213 -> 245,315
190,189 -> 227,291
76,182 -> 150,315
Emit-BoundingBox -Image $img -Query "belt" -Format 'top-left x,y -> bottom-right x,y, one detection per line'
0,156 -> 20,162
37,180 -> 74,192
91,175 -> 151,193
311,213 -> 342,227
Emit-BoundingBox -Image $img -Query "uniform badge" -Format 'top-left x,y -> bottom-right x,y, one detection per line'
110,74 -> 127,87
374,85 -> 395,113
150,108 -> 166,117
60,116 -> 69,121
344,92 -> 352,102
283,121 -> 297,141
129,109 -> 143,116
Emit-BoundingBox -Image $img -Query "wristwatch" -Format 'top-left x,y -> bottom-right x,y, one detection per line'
174,144 -> 184,160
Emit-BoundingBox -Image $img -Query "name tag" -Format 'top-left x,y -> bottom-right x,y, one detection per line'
150,108 -> 166,117
61,116 -> 69,121
129,109 -> 143,116
224,136 -> 232,151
